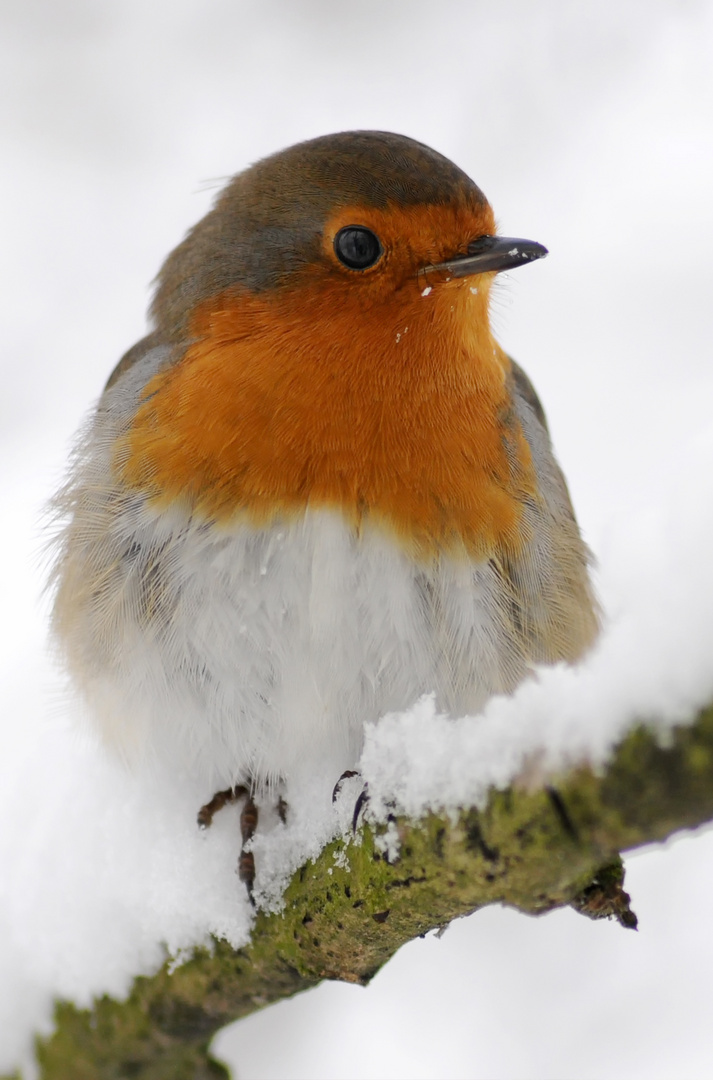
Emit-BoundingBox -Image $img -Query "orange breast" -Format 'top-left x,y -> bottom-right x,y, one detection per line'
118,274 -> 537,562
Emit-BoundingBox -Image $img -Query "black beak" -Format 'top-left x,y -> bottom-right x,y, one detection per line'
424,235 -> 548,278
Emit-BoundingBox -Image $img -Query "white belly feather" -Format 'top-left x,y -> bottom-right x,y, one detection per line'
55,499 -> 524,790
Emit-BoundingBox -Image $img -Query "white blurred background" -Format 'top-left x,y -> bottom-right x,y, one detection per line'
2,1 -> 713,1077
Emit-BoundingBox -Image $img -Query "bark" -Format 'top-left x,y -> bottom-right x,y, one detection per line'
12,703 -> 713,1080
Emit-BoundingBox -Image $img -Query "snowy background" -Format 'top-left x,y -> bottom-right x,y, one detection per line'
2,1 -> 713,1077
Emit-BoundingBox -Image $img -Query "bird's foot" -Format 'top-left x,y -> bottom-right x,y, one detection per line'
331,770 -> 370,833
197,784 -> 260,901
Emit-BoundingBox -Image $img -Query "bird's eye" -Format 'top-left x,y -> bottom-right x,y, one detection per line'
334,226 -> 383,270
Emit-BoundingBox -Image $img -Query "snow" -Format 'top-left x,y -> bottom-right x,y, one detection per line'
2,2 -> 713,1079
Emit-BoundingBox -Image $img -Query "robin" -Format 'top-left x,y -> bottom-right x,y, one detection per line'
50,131 -> 599,889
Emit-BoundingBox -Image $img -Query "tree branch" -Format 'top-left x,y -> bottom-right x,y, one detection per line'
19,702 -> 713,1080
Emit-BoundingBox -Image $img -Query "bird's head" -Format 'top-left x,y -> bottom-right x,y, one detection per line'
151,129 -> 545,342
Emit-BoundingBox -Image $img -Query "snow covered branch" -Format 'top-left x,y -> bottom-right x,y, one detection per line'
26,699 -> 713,1080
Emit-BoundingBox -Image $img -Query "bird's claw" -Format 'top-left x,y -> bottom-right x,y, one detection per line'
352,784 -> 370,833
332,769 -> 359,803
197,784 -> 248,829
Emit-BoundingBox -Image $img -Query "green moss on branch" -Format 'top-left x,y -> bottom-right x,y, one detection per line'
15,703 -> 713,1080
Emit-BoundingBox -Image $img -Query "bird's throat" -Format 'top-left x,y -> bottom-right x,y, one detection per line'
119,284 -> 538,561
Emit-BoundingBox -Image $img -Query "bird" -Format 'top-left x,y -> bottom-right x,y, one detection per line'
50,131 -> 599,885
